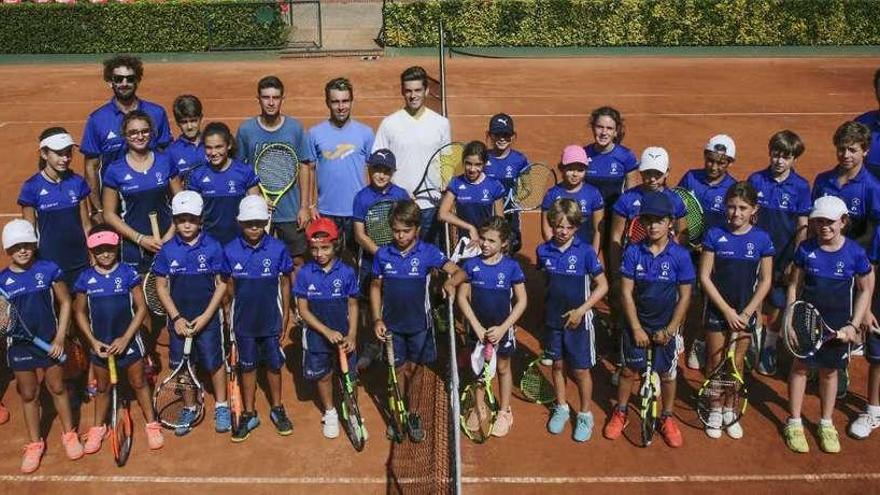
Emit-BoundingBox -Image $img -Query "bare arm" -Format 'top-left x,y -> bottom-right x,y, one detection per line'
438,192 -> 477,241
279,273 -> 291,342
49,281 -> 72,359
624,169 -> 639,190
84,156 -> 102,217
21,206 -> 36,226
541,210 -> 552,241
353,221 -> 380,256
591,209 -> 604,254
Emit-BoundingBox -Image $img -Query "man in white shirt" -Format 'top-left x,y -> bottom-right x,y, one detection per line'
372,66 -> 451,246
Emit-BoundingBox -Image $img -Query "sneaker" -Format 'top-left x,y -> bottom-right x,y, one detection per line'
0,402 -> 9,425
175,408 -> 198,437
604,408 -> 628,440
757,345 -> 778,376
573,411 -> 594,442
658,416 -> 683,448
145,421 -> 164,450
322,409 -> 340,439
849,412 -> 880,439
214,405 -> 232,433
547,404 -> 570,434
270,405 -> 293,436
687,340 -> 705,370
540,356 -> 553,367
492,409 -> 513,437
464,409 -> 480,432
231,412 -> 260,443
783,422 -> 809,453
705,409 -> 723,439
61,430 -> 84,460
20,440 -> 44,474
83,425 -> 107,455
837,368 -> 849,399
407,412 -> 425,443
723,410 -> 743,439
818,424 -> 841,453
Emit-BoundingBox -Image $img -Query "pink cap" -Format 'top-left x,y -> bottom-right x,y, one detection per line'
561,145 -> 589,166
86,231 -> 120,249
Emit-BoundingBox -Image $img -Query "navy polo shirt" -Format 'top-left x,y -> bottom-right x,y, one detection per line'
703,225 -> 775,312
794,238 -> 871,330
0,260 -> 63,342
462,255 -> 525,328
351,183 -> 410,223
73,263 -> 140,343
612,186 -> 687,221
584,143 -> 638,202
446,174 -> 506,231
80,98 -> 172,169
541,183 -> 605,243
186,160 -> 259,245
536,237 -> 604,330
677,169 -> 737,232
152,233 -> 225,319
372,240 -> 447,335
167,136 -> 205,179
620,241 -> 695,332
485,149 -> 529,196
748,168 -> 811,277
292,259 -> 359,353
812,165 -> 880,240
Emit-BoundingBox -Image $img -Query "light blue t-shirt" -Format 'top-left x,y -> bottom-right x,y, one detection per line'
309,119 -> 374,217
236,116 -> 315,223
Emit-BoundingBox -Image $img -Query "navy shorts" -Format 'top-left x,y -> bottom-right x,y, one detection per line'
237,335 -> 286,372
544,325 -> 595,370
302,348 -> 358,381
867,331 -> 880,365
494,327 -> 517,357
621,328 -> 682,375
89,334 -> 145,370
7,341 -> 59,372
169,323 -> 224,372
390,330 -> 437,367
801,341 -> 849,370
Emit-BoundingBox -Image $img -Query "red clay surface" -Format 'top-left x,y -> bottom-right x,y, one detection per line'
0,55 -> 879,494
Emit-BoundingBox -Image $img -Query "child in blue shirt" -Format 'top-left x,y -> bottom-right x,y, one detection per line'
541,145 -> 604,253
167,94 -> 205,185
484,113 -> 530,253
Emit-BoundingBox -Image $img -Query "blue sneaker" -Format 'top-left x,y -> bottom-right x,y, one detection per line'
547,404 -> 570,434
214,405 -> 232,433
573,411 -> 594,442
270,405 -> 293,436
231,412 -> 260,443
174,407 -> 197,437
757,345 -> 777,376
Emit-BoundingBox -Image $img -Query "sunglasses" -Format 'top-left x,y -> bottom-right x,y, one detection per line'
125,128 -> 151,138
112,74 -> 138,84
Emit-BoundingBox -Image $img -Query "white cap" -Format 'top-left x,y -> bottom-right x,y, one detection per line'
2,219 -> 38,250
639,146 -> 669,173
39,133 -> 76,151
237,195 -> 270,222
810,195 -> 849,220
705,134 -> 736,159
171,190 -> 203,216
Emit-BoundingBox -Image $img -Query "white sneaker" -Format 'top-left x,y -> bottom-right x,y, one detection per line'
849,412 -> 880,439
723,410 -> 743,439
540,357 -> 553,366
705,409 -> 722,439
687,340 -> 705,370
322,409 -> 340,439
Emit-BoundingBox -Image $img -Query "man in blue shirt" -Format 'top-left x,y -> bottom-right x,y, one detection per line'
856,67 -> 880,177
81,55 -> 171,224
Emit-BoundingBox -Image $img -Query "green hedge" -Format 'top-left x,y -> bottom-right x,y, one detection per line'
383,0 -> 880,47
0,1 -> 288,54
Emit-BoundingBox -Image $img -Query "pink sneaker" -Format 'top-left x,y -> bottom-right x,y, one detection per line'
61,430 -> 84,460
145,421 -> 164,450
20,440 -> 45,474
492,409 -> 513,437
83,425 -> 107,455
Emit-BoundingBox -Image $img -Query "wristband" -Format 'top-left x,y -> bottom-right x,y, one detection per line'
170,314 -> 181,323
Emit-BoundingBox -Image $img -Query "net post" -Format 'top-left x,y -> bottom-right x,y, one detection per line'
439,20 -> 448,119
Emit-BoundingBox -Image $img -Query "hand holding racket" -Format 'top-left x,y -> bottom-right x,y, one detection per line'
782,301 -> 876,359
254,143 -> 300,233
460,342 -> 498,443
696,330 -> 748,429
0,288 -> 67,363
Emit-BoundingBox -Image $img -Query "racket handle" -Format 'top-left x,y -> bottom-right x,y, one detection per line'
108,355 -> 118,385
338,346 -> 349,374
482,342 -> 494,360
183,336 -> 193,355
148,211 -> 160,239
32,336 -> 67,363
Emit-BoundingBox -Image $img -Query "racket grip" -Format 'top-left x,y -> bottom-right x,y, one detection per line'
148,211 -> 160,239
339,346 -> 349,374
108,355 -> 118,384
32,337 -> 67,363
482,342 -> 494,360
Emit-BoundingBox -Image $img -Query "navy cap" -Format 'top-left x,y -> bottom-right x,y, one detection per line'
367,148 -> 396,170
640,192 -> 674,218
488,113 -> 514,134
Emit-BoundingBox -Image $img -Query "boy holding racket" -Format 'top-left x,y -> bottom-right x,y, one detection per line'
224,195 -> 294,442
153,191 -> 230,436
167,94 -> 205,182
784,196 -> 872,453
484,113 -> 529,253
293,218 -> 360,439
603,193 -> 694,448
539,198 -> 608,442
371,200 -> 465,441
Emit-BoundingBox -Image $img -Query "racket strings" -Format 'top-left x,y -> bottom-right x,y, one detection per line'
792,305 -> 820,353
436,144 -> 465,191
365,201 -> 395,246
627,217 -> 649,244
0,298 -> 17,335
155,373 -> 203,427
520,363 -> 555,404
256,149 -> 298,192
514,165 -> 555,210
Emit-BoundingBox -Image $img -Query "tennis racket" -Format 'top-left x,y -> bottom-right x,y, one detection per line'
781,301 -> 877,359
142,211 -> 165,316
384,338 -> 408,443
503,162 -> 557,214
0,287 -> 66,362
364,199 -> 396,247
254,142 -> 300,232
519,357 -> 555,404
412,142 -> 465,204
460,343 -> 498,443
337,346 -> 366,451
153,335 -> 205,429
108,354 -> 132,467
696,329 -> 750,429
226,327 -> 243,433
672,187 -> 705,247
624,215 -> 648,246
639,347 -> 660,447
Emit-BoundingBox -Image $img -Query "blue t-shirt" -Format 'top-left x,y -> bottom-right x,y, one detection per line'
748,168 -> 812,279
351,184 -> 411,223
152,233 -> 225,321
446,174 -> 506,232
372,240 -> 448,335
236,116 -> 315,223
17,171 -> 90,275
73,263 -> 140,343
0,260 -> 63,343
463,256 -> 525,328
292,259 -> 359,353
702,225 -> 775,312
584,143 -> 638,202
485,149 -> 529,196
812,166 -> 880,241
856,110 -> 880,177
620,241 -> 695,332
536,238 -> 604,330
612,186 -> 687,220
80,98 -> 172,170
222,235 -> 293,337
677,169 -> 737,232
102,152 -> 178,269
794,238 -> 871,330
166,135 -> 205,180
186,160 -> 259,245
868,226 -> 880,316
309,119 -> 374,217
541,183 -> 605,243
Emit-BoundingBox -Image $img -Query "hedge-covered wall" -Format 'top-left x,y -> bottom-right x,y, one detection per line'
0,0 -> 288,54
383,0 -> 880,47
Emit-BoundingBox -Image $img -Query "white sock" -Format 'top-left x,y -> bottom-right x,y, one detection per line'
819,417 -> 834,428
867,404 -> 880,417
788,416 -> 802,426
324,408 -> 337,417
215,401 -> 228,408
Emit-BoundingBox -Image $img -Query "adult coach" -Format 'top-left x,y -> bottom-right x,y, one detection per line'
309,77 -> 374,252
236,76 -> 315,265
81,55 -> 172,224
856,67 -> 880,178
372,66 -> 451,245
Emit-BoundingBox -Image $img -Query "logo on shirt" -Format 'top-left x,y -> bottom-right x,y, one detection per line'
228,180 -> 237,194
505,165 -> 513,178
836,260 -> 845,276
579,199 -> 588,211
123,174 -> 133,182
262,258 -> 272,274
106,131 -> 117,139
610,162 -> 619,175
746,242 -> 756,257
114,277 -> 123,291
458,184 -> 467,190
198,254 -> 207,270
332,278 -> 343,296
718,235 -> 728,243
635,263 -> 644,272
713,195 -> 723,210
233,262 -> 243,271
170,260 -> 180,268
472,265 -> 481,273
87,277 -> 98,285
780,193 -> 791,208
38,189 -> 49,196
660,261 -> 670,279
323,144 -> 356,161
410,257 -> 420,274
482,189 -> 490,200
633,199 -> 641,207
202,176 -> 211,183
4,277 -> 15,286
384,262 -> 393,271
307,284 -> 317,292
567,255 -> 578,271
496,272 -> 506,287
34,272 -> 45,288
178,158 -> 187,166
851,197 -> 861,213
155,172 -> 165,186
807,251 -> 817,259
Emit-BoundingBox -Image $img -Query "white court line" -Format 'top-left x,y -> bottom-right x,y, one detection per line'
1,472 -> 878,485
0,213 -> 21,218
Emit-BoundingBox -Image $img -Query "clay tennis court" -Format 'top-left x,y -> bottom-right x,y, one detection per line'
0,54 -> 879,494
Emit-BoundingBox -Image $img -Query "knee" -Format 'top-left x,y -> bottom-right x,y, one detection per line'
552,360 -> 565,372
497,358 -> 511,375
17,385 -> 39,404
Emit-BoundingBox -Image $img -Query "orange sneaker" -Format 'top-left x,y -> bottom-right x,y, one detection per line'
603,409 -> 628,440
145,421 -> 164,450
658,415 -> 683,448
20,440 -> 45,474
61,430 -> 84,460
0,402 -> 9,425
83,425 -> 107,455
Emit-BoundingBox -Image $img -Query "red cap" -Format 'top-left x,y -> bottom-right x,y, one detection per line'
306,217 -> 339,243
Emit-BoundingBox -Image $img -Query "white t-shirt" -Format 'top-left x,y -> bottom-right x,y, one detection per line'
372,107 -> 451,209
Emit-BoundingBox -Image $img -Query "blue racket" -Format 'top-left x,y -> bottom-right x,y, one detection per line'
0,287 -> 66,362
